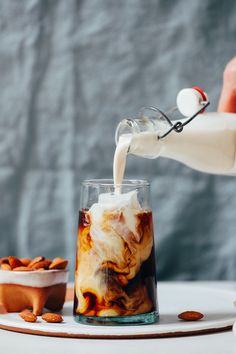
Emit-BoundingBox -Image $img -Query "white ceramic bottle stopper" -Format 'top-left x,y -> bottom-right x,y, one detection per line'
176,87 -> 208,117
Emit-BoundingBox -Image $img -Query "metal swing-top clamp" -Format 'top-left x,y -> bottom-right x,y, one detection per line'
140,86 -> 210,140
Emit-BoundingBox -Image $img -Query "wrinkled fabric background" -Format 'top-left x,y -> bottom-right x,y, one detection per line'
0,0 -> 236,280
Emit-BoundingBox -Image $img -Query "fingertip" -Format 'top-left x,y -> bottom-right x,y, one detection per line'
218,56 -> 236,113
223,57 -> 236,85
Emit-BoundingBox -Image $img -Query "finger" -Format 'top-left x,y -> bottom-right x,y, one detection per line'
218,57 -> 236,113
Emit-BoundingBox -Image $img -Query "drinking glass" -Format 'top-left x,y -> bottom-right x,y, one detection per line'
73,179 -> 158,325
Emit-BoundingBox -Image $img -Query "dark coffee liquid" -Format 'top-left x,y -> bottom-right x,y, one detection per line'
74,209 -> 157,317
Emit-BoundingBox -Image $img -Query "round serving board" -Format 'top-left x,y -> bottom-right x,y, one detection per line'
0,283 -> 235,339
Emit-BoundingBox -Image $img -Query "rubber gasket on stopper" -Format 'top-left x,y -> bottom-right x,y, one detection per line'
193,86 -> 207,105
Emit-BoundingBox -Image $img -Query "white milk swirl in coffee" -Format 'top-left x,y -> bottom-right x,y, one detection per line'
113,112 -> 236,189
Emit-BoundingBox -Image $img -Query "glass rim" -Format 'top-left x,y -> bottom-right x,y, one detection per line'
81,179 -> 150,187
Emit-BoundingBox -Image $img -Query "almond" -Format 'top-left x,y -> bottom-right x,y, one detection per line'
0,257 -> 10,265
178,311 -> 204,321
31,260 -> 51,270
49,258 -> 68,270
28,256 -> 45,268
19,311 -> 37,323
42,313 -> 63,323
13,266 -> 32,271
1,263 -> 11,271
8,256 -> 23,269
20,258 -> 31,267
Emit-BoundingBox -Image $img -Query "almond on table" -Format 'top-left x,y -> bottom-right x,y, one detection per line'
178,311 -> 204,321
19,311 -> 37,323
42,313 -> 63,323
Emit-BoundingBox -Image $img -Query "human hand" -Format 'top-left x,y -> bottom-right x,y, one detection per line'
218,57 -> 236,112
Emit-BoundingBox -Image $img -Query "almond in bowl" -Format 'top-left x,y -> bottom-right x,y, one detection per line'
0,256 -> 68,315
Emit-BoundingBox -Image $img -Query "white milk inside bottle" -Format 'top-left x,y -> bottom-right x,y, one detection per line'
113,88 -> 236,189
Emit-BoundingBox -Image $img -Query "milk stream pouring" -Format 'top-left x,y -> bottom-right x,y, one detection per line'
114,87 -> 236,188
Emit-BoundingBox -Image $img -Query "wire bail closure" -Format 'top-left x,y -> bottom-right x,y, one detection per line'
139,100 -> 210,140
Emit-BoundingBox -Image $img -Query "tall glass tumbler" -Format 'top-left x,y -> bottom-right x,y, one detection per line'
73,179 -> 158,325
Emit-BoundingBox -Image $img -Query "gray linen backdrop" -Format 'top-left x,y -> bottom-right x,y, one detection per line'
0,0 -> 236,280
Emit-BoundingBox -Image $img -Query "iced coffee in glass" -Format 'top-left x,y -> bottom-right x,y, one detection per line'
73,179 -> 158,325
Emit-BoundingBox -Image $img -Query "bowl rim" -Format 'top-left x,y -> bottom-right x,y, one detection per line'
0,269 -> 68,274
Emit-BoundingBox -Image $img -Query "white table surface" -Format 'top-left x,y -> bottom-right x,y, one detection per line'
1,281 -> 236,354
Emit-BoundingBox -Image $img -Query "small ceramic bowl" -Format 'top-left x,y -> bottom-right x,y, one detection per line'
0,269 -> 68,315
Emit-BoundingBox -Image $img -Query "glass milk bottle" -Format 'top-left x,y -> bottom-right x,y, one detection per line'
115,88 -> 236,177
